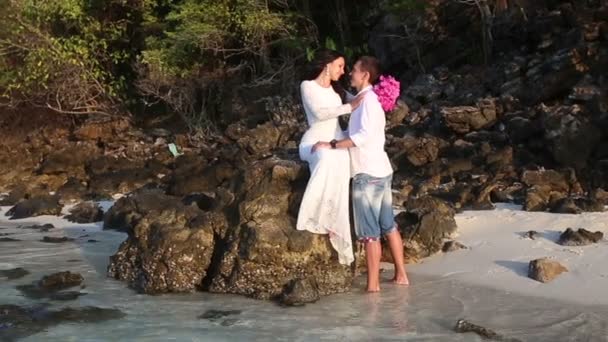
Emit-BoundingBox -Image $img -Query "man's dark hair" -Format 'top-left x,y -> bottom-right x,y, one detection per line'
357,56 -> 381,85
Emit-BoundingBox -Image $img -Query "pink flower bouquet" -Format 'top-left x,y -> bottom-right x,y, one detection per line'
373,75 -> 400,112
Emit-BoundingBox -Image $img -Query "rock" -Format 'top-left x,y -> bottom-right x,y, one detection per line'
106,192 -> 218,294
208,156 -> 353,300
572,197 -> 605,212
591,188 -> 608,205
19,223 -> 55,232
505,116 -> 541,143
86,156 -> 142,176
548,196 -> 603,214
521,170 -> 570,193
16,271 -> 84,299
0,185 -> 30,206
41,236 -> 75,243
182,193 -> 217,211
165,154 -> 229,196
64,201 -> 104,223
442,240 -> 468,252
56,177 -> 89,201
198,309 -> 241,326
48,291 -> 87,301
392,134 -> 445,167
522,48 -> 587,104
523,230 -> 540,240
404,74 -> 443,104
490,183 -> 525,204
541,104 -> 601,169
88,168 -> 157,198
557,228 -> 603,246
396,196 -> 458,261
440,98 -> 498,134
73,119 -> 130,141
228,121 -> 284,157
39,146 -> 96,176
279,278 -> 321,306
0,304 -> 124,341
387,101 -> 409,126
550,197 -> 582,214
39,271 -> 83,291
471,182 -> 500,210
454,319 -> 522,342
429,182 -> 474,209
0,268 -> 29,280
5,195 -> 63,219
528,258 -> 568,283
523,185 -> 552,212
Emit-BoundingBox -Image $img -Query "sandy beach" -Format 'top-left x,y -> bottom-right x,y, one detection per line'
407,203 -> 608,306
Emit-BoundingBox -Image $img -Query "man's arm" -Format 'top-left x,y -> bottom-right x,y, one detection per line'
311,137 -> 355,153
311,97 -> 373,153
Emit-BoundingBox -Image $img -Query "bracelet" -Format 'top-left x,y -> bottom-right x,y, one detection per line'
330,139 -> 338,149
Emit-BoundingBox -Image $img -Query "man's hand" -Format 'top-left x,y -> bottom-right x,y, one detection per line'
311,141 -> 331,153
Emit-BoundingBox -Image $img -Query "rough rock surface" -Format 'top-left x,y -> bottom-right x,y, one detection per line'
106,191 -> 218,294
558,228 -> 603,246
64,201 -> 104,223
528,258 -> 568,283
395,196 -> 458,262
5,196 -> 63,219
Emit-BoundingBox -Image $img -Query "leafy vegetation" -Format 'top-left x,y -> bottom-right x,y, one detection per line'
0,0 -> 429,128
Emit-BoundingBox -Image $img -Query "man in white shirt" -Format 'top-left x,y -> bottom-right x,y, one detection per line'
312,56 -> 409,292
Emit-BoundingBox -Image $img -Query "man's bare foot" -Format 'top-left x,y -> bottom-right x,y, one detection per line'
392,275 -> 410,286
366,286 -> 380,292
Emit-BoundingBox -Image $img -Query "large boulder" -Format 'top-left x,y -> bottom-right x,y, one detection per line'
106,191 -> 220,294
5,195 -> 63,219
395,196 -> 458,261
106,155 -> 355,301
208,156 -> 354,300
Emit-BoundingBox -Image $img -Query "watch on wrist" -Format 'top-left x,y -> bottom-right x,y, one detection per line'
330,139 -> 338,149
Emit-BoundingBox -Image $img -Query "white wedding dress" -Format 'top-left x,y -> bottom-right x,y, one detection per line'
297,80 -> 354,265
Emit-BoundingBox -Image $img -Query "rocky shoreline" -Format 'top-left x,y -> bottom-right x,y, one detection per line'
1,0 -> 607,304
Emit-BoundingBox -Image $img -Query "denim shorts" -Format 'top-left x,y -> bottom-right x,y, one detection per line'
352,173 -> 396,241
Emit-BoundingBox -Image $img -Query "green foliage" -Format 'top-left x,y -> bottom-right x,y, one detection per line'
0,0 -> 137,115
0,0 -> 430,124
136,0 -> 301,129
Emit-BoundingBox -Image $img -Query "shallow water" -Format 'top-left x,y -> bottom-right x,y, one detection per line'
1,216 -> 608,341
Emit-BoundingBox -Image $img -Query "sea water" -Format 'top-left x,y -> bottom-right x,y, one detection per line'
1,210 -> 607,341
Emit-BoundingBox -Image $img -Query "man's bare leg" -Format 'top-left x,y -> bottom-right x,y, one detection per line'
365,240 -> 382,292
385,229 -> 409,285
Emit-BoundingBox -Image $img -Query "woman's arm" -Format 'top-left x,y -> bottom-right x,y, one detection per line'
345,90 -> 356,102
300,81 -> 352,121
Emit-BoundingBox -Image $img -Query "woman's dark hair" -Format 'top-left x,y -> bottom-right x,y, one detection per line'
302,49 -> 347,100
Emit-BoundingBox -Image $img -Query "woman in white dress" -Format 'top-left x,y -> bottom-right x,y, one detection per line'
296,50 -> 363,265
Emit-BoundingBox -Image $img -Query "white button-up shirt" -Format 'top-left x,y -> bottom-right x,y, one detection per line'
348,86 -> 393,178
